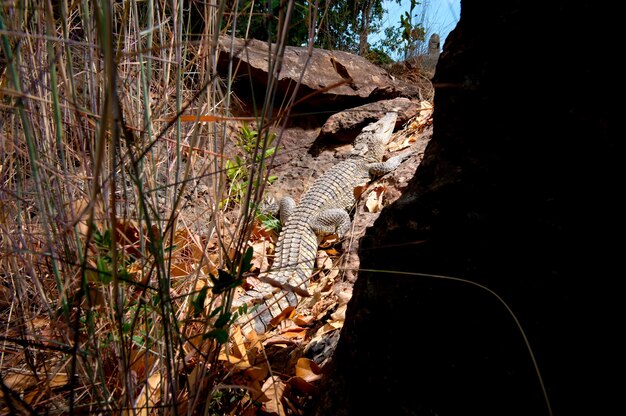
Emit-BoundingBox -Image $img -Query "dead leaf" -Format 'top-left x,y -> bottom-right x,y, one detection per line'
278,324 -> 307,339
288,376 -> 319,395
331,290 -> 352,322
331,304 -> 348,322
244,365 -> 269,382
293,314 -> 314,327
365,185 -> 386,213
262,376 -> 287,416
1,373 -> 36,397
22,372 -> 69,404
218,325 -> 251,370
0,284 -> 12,309
313,322 -> 343,339
295,358 -> 322,383
133,371 -> 162,416
245,327 -> 264,362
250,240 -> 271,272
319,234 -> 339,249
388,135 -> 416,152
269,306 -> 295,328
353,183 -> 368,199
316,251 -> 329,269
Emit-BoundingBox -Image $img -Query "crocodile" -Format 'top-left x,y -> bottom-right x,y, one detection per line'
235,112 -> 408,333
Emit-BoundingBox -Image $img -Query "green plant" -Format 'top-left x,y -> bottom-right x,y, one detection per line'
365,46 -> 395,66
222,123 -> 278,208
399,0 -> 427,59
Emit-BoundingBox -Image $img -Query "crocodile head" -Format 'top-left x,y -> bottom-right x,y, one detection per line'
349,112 -> 398,162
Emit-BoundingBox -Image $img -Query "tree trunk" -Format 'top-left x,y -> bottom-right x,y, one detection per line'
309,1 -> 618,415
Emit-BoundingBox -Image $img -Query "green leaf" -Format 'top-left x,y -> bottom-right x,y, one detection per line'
209,306 -> 223,318
241,246 -> 254,274
132,335 -> 145,346
204,328 -> 229,344
118,268 -> 132,282
103,229 -> 112,248
264,147 -> 275,158
96,257 -> 112,284
191,286 -> 209,317
238,303 -> 248,315
209,269 -> 243,294
214,312 -> 232,328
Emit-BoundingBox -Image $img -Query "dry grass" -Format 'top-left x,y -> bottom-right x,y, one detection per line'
0,1 -> 305,414
0,1 -> 440,413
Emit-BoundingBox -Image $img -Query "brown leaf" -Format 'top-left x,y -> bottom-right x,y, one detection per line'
269,306 -> 295,328
1,373 -> 37,396
250,240 -> 271,272
244,365 -> 269,382
244,327 -> 264,363
312,322 -> 343,340
288,376 -> 319,395
365,185 -> 386,213
293,314 -> 315,327
278,324 -> 307,339
262,376 -> 287,416
295,358 -> 322,382
134,371 -> 162,416
319,234 -> 339,249
353,183 -> 368,199
218,325 -> 251,370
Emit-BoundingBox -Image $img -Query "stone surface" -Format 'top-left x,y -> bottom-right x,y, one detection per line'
319,97 -> 421,142
309,2 -> 618,416
217,35 -> 419,111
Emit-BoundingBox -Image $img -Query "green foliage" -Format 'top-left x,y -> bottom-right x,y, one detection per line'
222,123 -> 277,208
398,0 -> 426,59
226,0 -> 310,45
316,0 -> 385,55
257,209 -> 282,232
92,225 -> 132,285
203,246 -> 254,344
191,285 -> 209,317
224,0 -> 399,61
365,47 -> 394,66
373,25 -> 404,60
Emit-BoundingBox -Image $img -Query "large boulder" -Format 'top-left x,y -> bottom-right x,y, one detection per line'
217,35 -> 418,111
310,2 -> 618,416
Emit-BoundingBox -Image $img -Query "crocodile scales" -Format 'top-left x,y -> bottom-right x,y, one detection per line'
235,112 -> 406,333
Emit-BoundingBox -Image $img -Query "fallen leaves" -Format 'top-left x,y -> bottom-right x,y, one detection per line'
0,372 -> 69,405
365,185 -> 387,213
134,371 -> 163,416
295,358 -> 322,383
261,376 -> 287,415
388,100 -> 433,152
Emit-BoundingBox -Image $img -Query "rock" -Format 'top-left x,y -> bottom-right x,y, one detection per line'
217,35 -> 419,111
319,97 -> 421,142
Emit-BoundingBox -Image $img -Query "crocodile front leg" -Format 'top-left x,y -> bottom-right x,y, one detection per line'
367,151 -> 414,176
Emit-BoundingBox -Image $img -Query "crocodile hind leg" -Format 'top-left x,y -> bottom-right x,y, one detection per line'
309,208 -> 352,239
278,196 -> 296,225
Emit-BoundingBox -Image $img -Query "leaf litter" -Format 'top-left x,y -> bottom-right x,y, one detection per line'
0,109 -> 432,416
